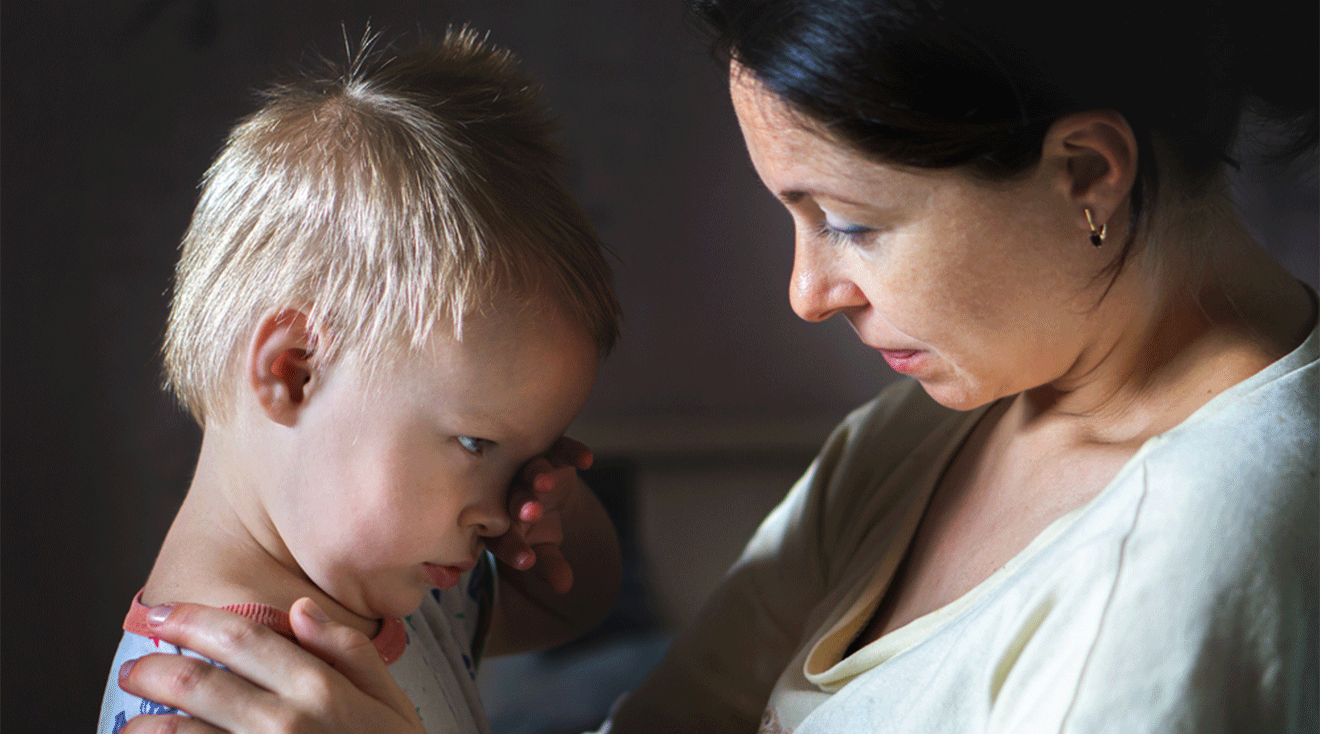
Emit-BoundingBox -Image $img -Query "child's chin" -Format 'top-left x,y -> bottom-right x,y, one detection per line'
360,588 -> 425,622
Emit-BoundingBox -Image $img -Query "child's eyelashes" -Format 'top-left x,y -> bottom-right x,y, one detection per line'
455,435 -> 492,456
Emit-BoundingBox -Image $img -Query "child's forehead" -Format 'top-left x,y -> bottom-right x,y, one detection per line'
442,294 -> 592,348
347,298 -> 593,374
331,305 -> 598,439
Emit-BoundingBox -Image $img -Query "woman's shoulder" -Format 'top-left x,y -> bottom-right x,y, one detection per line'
1039,345 -> 1318,731
1143,316 -> 1316,493
1113,328 -> 1317,585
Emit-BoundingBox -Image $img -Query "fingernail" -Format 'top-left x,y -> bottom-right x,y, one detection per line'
521,502 -> 542,522
146,604 -> 174,626
302,599 -> 331,623
516,551 -> 533,569
119,658 -> 136,680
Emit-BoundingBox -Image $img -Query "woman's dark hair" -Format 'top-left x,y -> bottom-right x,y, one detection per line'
690,0 -> 1317,270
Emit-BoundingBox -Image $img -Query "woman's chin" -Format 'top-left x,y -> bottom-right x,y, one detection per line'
915,378 -> 998,413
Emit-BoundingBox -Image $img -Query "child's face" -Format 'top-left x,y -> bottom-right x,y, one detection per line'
271,301 -> 598,621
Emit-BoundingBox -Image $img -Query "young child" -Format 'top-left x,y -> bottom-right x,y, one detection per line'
98,28 -> 623,734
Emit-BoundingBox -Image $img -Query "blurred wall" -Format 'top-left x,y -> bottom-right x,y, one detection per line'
2,3 -> 1315,733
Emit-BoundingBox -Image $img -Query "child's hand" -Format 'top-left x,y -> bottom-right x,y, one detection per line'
487,436 -> 594,595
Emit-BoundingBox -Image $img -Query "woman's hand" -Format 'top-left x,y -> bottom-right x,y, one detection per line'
117,598 -> 424,734
486,436 -> 595,594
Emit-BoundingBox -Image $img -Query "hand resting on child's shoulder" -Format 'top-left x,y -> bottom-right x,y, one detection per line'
118,597 -> 425,734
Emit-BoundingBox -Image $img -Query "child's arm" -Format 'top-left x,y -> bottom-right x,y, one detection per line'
484,438 -> 622,656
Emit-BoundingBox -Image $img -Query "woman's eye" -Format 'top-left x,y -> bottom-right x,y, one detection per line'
456,436 -> 489,456
817,214 -> 874,244
818,222 -> 873,246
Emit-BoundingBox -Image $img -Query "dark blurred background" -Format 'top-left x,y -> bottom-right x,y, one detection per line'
3,3 -> 1315,733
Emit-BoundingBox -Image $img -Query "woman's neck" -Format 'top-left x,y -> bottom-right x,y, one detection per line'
1022,200 -> 1314,446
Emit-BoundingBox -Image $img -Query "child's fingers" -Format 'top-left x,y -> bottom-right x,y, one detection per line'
548,436 -> 594,470
531,464 -> 578,495
531,543 -> 574,594
486,529 -> 537,571
519,456 -> 554,484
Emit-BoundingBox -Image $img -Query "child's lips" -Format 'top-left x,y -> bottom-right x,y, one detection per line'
423,559 -> 478,590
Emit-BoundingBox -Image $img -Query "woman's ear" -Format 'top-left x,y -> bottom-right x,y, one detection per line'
1041,110 -> 1139,235
248,309 -> 317,427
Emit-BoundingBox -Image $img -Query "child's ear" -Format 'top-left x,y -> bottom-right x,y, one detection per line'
249,309 -> 317,427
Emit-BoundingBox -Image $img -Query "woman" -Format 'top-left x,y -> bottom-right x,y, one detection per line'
117,0 -> 1317,731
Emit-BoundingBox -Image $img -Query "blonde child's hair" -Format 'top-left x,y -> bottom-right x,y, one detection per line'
164,27 -> 621,424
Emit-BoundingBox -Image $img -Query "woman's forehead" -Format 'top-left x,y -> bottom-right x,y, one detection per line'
731,68 -> 922,200
729,65 -> 803,135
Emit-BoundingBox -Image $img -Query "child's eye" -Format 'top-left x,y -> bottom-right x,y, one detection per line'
456,436 -> 490,456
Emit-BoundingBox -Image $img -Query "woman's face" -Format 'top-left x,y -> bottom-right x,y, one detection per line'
731,70 -> 1114,410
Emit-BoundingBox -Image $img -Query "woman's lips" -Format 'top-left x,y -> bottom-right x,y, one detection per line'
878,348 -> 925,373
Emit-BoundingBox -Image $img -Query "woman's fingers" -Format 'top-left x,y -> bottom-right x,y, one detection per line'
121,600 -> 423,733
286,598 -> 417,717
532,464 -> 578,494
120,712 -> 227,734
118,650 -> 278,733
134,603 -> 324,694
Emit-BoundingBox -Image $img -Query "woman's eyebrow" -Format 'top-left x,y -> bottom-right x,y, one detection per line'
779,189 -> 875,211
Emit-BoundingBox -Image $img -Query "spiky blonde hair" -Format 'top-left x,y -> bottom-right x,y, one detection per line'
164,28 -> 621,424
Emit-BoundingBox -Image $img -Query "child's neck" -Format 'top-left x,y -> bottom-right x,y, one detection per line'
141,429 -> 382,639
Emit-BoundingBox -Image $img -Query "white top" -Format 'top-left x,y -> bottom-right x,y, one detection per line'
621,315 -> 1317,734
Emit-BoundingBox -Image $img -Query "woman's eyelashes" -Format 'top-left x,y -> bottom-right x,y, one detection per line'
817,217 -> 875,245
455,435 -> 492,456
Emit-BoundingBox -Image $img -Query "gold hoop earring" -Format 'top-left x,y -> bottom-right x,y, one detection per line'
1084,208 -> 1106,248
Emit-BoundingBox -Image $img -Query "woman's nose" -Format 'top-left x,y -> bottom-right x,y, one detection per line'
460,490 -> 512,538
788,238 -> 867,322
